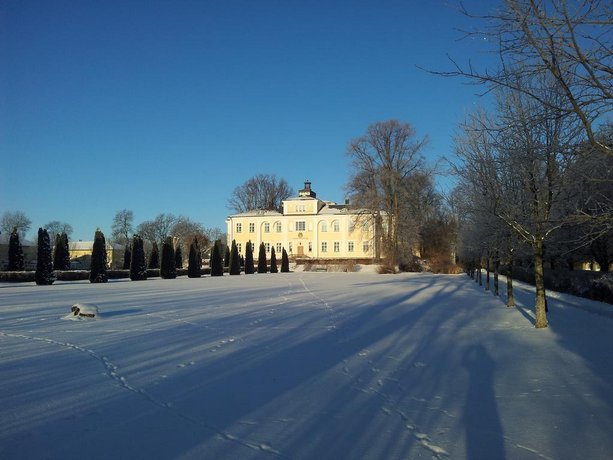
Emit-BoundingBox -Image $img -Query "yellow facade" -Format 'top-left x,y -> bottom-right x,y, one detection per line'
226,182 -> 380,260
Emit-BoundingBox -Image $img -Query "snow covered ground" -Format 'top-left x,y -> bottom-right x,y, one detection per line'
1,272 -> 612,460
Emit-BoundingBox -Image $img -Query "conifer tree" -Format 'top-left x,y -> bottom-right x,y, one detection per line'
270,247 -> 278,273
281,248 -> 290,273
148,242 -> 160,269
53,232 -> 70,270
188,237 -> 201,278
211,239 -> 224,276
61,233 -> 70,269
257,242 -> 267,273
230,239 -> 241,275
122,244 -> 132,270
89,229 -> 108,283
244,241 -> 254,274
35,228 -> 54,285
130,234 -> 147,281
174,245 -> 183,269
8,227 -> 25,271
161,236 -> 177,279
224,246 -> 231,268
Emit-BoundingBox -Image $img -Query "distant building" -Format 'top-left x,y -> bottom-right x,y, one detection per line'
226,181 -> 382,261
69,241 -> 125,269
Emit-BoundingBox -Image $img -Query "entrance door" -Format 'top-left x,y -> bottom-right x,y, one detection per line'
297,245 -> 304,256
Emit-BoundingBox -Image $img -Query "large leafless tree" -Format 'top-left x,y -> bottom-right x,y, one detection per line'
453,76 -> 584,327
437,0 -> 612,156
346,119 -> 430,267
228,174 -> 293,213
111,209 -> 134,247
1,211 -> 31,239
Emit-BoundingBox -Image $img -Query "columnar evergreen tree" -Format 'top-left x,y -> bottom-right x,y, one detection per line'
244,241 -> 254,274
89,229 -> 108,283
281,248 -> 290,273
8,227 -> 25,271
270,247 -> 278,273
122,244 -> 132,270
53,233 -> 70,270
35,228 -> 54,285
130,234 -> 147,281
211,239 -> 224,276
257,242 -> 267,273
148,242 -> 160,269
174,245 -> 183,269
188,237 -> 201,278
161,236 -> 177,279
229,239 -> 241,275
224,246 -> 230,268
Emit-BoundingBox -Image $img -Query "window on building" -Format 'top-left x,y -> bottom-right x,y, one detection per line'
276,222 -> 282,232
264,223 -> 270,233
348,241 -> 354,252
276,242 -> 282,253
265,243 -> 270,253
363,221 -> 370,232
237,243 -> 242,253
289,242 -> 293,253
321,242 -> 328,252
308,242 -> 312,252
333,220 -> 340,232
334,242 -> 340,252
249,223 -> 255,233
321,222 -> 327,232
236,223 -> 242,233
296,221 -> 306,231
363,241 -> 370,253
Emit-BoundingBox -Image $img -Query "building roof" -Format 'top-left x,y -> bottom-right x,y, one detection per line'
70,241 -> 124,250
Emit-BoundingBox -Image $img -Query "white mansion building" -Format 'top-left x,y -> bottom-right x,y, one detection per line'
226,181 -> 380,260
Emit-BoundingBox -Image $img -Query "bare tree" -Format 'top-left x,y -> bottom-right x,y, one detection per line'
1,211 -> 32,238
436,0 -> 612,155
44,221 -> 73,244
346,119 -> 429,267
137,213 -> 177,245
111,209 -> 134,246
171,216 -> 209,260
228,174 -> 293,213
453,76 -> 584,328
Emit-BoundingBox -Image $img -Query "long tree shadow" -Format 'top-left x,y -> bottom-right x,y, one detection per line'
462,345 -> 505,460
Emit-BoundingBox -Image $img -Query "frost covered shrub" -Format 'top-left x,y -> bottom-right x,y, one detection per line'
0,271 -> 35,282
589,275 -> 613,303
377,264 -> 397,274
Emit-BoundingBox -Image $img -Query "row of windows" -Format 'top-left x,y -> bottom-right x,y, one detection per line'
235,241 -> 370,254
235,220 -> 369,234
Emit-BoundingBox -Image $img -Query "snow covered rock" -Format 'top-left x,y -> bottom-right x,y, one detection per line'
65,303 -> 100,320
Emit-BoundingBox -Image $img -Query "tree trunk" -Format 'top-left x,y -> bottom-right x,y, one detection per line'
506,249 -> 515,307
494,251 -> 499,297
485,253 -> 490,291
533,239 -> 548,328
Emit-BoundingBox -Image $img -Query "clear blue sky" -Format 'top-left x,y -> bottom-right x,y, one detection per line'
1,0 -> 496,241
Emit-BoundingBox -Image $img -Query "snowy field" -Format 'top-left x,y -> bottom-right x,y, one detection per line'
1,272 -> 612,460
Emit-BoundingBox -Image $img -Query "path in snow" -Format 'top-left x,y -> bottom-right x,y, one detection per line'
1,272 -> 612,459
